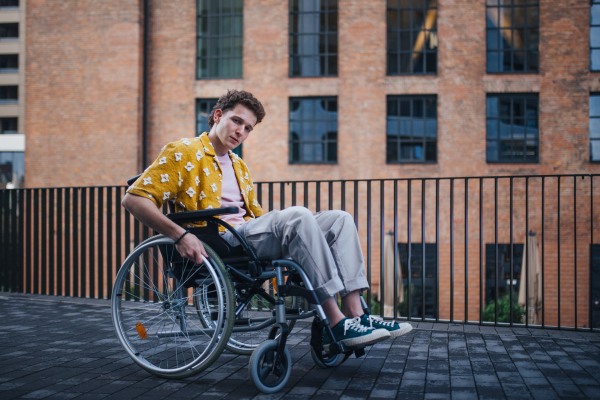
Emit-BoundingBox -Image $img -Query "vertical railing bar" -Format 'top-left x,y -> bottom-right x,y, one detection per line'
341,181 -> 346,211
479,178 -> 483,325
465,178 -> 468,323
394,180 -> 398,320
124,203 -> 131,301
74,189 -> 80,297
367,180 -> 372,310
590,176 -> 594,331
494,178 -> 499,325
509,177 -> 513,326
380,180 -> 385,318
89,187 -> 95,299
107,187 -> 113,300
57,189 -> 63,296
134,212 -> 141,301
65,188 -> 71,297
407,180 -> 412,320
115,187 -> 122,299
16,189 -> 24,292
558,177 -> 561,328
525,177 -> 529,328
257,183 -> 262,209
292,182 -> 296,207
450,178 -> 454,323
280,182 -> 285,210
98,187 -> 104,299
268,182 -> 274,212
541,176 -> 545,327
142,223 -> 149,302
328,181 -> 333,211
0,191 -> 6,292
33,189 -> 39,295
80,188 -> 87,298
573,176 -> 577,329
24,189 -> 31,294
7,191 -> 15,291
354,181 -> 359,230
304,182 -> 309,209
49,189 -> 55,295
41,189 -> 47,295
422,179 -> 426,321
436,179 -> 440,323
316,182 -> 320,213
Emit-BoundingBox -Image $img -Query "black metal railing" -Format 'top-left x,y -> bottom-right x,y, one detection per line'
0,174 -> 598,330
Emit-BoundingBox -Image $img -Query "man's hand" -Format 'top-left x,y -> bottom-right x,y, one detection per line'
175,233 -> 208,265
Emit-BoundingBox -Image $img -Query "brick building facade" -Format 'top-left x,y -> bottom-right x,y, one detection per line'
22,0 -> 600,327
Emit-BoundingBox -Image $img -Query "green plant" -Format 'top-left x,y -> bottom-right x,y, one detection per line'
482,293 -> 524,324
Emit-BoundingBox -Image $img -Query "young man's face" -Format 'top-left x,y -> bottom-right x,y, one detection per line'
209,104 -> 257,156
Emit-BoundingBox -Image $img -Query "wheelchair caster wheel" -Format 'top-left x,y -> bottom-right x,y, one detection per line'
249,339 -> 292,394
310,346 -> 344,368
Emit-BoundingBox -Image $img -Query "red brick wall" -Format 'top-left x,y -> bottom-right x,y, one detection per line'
25,0 -> 143,187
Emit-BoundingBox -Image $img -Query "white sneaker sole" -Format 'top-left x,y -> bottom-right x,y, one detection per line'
388,322 -> 413,339
323,328 -> 390,352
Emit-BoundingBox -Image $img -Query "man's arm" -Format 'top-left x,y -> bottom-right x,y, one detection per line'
121,193 -> 208,263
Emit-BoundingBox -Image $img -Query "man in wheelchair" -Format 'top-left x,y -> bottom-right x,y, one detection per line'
122,89 -> 411,357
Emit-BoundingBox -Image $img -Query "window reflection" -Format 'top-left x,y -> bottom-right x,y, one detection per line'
289,97 -> 337,163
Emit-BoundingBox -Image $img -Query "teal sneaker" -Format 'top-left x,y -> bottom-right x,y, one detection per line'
360,314 -> 413,339
323,317 -> 390,351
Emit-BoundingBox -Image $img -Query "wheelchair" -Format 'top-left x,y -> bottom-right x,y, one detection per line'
111,175 -> 372,393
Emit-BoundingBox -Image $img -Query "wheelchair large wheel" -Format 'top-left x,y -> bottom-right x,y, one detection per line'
248,339 -> 292,394
220,279 -> 299,355
111,235 -> 234,379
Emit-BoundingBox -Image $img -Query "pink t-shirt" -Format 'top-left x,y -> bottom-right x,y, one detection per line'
216,153 -> 247,227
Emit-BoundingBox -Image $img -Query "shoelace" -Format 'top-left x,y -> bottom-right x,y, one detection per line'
344,316 -> 371,335
365,314 -> 396,328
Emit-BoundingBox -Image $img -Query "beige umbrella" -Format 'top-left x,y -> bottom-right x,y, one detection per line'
378,232 -> 404,317
518,232 -> 542,325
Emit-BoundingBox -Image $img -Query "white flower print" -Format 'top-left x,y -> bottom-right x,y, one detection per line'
244,172 -> 249,181
246,185 -> 253,192
195,176 -> 200,186
203,167 -> 210,176
161,145 -> 167,152
196,150 -> 204,161
211,183 -> 218,192
253,199 -> 259,207
163,192 -> 171,200
241,189 -> 245,196
213,162 -> 219,171
160,174 -> 169,183
159,157 -> 167,165
204,147 -> 211,153
179,201 -> 186,208
185,162 -> 194,172
181,138 -> 191,146
175,152 -> 183,161
178,172 -> 183,187
143,177 -> 152,185
148,194 -> 153,198
206,205 -> 213,209
186,187 -> 196,197
199,191 -> 206,200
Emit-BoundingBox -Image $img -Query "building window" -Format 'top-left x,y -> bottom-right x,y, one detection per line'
289,0 -> 338,77
387,0 -> 437,75
591,94 -> 600,162
196,98 -> 242,158
592,245 -> 600,329
398,243 -> 438,319
196,0 -> 243,79
0,151 -> 23,188
387,95 -> 437,163
486,0 -> 539,73
485,243 -> 523,305
486,93 -> 538,163
592,1 -> 600,71
0,117 -> 17,134
0,23 -> 18,41
0,54 -> 17,74
0,0 -> 18,9
0,86 -> 18,105
289,97 -> 337,164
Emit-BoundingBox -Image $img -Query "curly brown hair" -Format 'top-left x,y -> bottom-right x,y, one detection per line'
208,89 -> 266,128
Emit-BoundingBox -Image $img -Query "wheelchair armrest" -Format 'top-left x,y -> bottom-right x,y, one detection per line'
166,207 -> 239,224
126,173 -> 143,186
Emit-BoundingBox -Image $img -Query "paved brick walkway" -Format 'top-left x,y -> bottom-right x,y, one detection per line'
0,293 -> 599,400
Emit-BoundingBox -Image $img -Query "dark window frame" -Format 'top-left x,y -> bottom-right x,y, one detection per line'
486,93 -> 539,163
592,0 -> 600,71
196,0 -> 243,80
386,0 -> 438,76
485,243 -> 524,306
386,94 -> 437,164
0,151 -> 24,188
289,0 -> 338,78
196,98 -> 242,158
0,23 -> 18,41
0,54 -> 18,73
485,0 -> 539,74
289,96 -> 338,164
397,242 -> 438,319
0,117 -> 17,134
590,93 -> 600,163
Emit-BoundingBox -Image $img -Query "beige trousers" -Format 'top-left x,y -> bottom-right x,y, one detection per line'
221,206 -> 369,303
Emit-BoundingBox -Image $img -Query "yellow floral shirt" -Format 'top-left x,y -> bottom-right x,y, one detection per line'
127,133 -> 263,230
